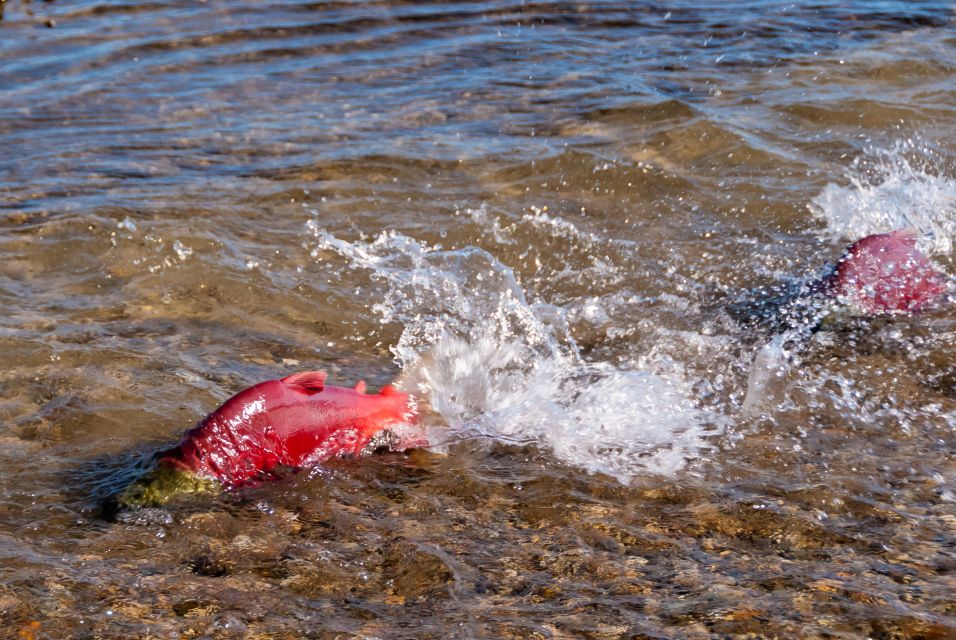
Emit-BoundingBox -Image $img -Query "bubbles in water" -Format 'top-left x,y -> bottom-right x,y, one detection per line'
810,140 -> 956,255
309,225 -> 721,481
172,240 -> 193,261
521,205 -> 603,246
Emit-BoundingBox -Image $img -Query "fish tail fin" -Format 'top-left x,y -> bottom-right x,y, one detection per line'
379,384 -> 402,397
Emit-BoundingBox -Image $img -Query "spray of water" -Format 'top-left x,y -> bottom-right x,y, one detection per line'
747,141 -> 956,416
810,140 -> 956,255
308,225 -> 721,481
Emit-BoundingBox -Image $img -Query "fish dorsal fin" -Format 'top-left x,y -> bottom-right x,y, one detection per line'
282,370 -> 327,394
354,380 -> 367,394
379,384 -> 400,396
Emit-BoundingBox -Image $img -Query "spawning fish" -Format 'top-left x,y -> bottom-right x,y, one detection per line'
730,228 -> 949,337
817,228 -> 947,314
113,371 -> 422,509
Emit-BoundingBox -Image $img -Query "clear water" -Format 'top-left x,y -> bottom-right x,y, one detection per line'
1,1 -> 955,638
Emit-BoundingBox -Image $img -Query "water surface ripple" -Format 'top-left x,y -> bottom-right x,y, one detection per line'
1,1 -> 956,638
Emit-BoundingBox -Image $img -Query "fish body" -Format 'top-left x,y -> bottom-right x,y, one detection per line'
819,229 -> 947,314
161,371 -> 417,486
114,371 -> 419,509
728,229 -> 948,339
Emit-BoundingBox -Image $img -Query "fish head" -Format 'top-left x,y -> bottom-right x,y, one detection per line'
823,229 -> 948,314
108,462 -> 220,513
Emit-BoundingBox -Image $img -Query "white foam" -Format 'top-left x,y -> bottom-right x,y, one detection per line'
810,141 -> 956,255
309,226 -> 721,481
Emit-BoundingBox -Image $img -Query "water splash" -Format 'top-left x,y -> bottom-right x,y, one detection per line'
309,226 -> 721,481
810,140 -> 956,255
742,331 -> 800,416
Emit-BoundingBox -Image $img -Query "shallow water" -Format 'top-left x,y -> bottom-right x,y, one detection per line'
2,1 -> 956,638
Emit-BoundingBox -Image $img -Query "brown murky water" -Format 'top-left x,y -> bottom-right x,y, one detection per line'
2,1 -> 956,638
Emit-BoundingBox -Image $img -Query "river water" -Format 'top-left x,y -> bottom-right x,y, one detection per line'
2,1 -> 956,638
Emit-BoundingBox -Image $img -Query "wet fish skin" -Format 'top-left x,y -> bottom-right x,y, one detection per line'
818,228 -> 947,314
159,371 -> 415,486
110,371 -> 421,512
160,371 -> 420,487
728,229 -> 948,341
